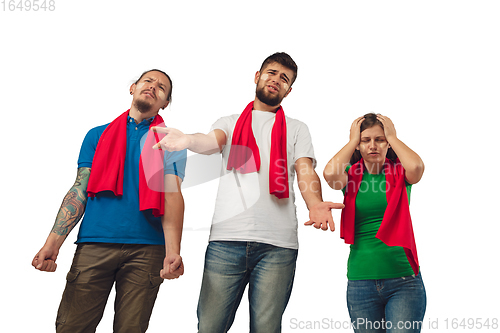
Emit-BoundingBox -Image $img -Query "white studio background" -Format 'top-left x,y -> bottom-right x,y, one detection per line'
1,1 -> 499,332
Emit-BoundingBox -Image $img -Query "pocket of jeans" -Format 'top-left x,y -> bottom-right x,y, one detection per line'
56,268 -> 81,325
66,267 -> 80,283
149,273 -> 164,289
400,273 -> 425,293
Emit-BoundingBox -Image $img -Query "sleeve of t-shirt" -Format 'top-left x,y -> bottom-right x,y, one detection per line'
210,116 -> 233,137
341,165 -> 352,195
164,149 -> 187,181
77,124 -> 108,168
210,116 -> 234,153
293,121 -> 317,168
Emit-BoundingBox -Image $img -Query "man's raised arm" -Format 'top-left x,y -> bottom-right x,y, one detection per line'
151,127 -> 226,155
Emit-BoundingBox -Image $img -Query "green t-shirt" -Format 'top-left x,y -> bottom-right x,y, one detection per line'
343,167 -> 415,280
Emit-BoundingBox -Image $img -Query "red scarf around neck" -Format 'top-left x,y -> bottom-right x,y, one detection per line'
226,101 -> 289,199
340,158 -> 419,275
86,110 -> 166,217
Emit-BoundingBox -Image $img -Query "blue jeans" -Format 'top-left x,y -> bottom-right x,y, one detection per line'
197,241 -> 298,333
347,273 -> 426,333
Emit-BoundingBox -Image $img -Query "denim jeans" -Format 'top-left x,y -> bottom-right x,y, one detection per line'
347,273 -> 426,333
197,241 -> 298,333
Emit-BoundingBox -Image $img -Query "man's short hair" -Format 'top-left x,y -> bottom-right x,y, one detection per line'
259,52 -> 298,85
136,69 -> 173,102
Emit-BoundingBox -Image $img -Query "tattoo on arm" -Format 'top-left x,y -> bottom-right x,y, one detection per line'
51,168 -> 91,237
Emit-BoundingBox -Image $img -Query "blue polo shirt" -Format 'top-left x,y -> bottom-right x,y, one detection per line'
76,116 -> 187,245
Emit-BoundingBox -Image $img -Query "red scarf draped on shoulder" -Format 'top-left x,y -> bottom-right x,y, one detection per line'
86,110 -> 166,217
340,158 -> 419,275
226,101 -> 289,199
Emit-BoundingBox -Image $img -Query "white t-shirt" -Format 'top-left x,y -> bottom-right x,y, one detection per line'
209,110 -> 316,249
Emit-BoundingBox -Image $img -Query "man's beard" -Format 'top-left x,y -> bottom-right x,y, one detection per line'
255,85 -> 281,107
134,98 -> 154,113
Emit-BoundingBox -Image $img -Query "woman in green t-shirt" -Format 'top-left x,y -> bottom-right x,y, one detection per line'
323,113 -> 426,333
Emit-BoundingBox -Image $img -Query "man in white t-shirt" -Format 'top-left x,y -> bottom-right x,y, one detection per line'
153,52 -> 343,332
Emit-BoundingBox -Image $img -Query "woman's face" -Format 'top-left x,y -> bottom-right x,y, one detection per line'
357,125 -> 390,165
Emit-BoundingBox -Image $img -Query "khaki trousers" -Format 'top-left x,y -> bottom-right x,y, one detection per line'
56,243 -> 165,333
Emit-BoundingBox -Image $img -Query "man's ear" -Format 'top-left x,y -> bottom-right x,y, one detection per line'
162,101 -> 170,110
284,86 -> 292,98
254,71 -> 260,84
130,83 -> 136,95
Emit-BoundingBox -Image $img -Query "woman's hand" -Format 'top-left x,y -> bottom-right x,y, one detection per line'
376,114 -> 425,184
376,114 -> 397,142
349,116 -> 365,145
